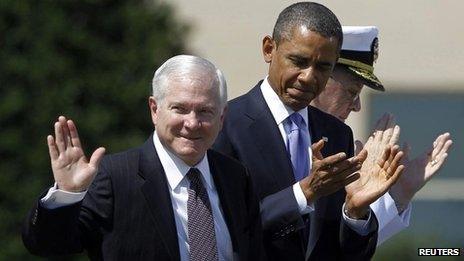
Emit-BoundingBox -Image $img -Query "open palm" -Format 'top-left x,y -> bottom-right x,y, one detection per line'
390,132 -> 452,207
48,116 -> 105,192
345,145 -> 404,212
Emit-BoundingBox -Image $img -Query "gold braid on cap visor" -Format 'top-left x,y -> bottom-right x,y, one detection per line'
337,58 -> 374,73
337,57 -> 381,85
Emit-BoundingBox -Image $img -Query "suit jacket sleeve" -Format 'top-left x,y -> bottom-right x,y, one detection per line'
244,168 -> 268,261
22,158 -> 113,257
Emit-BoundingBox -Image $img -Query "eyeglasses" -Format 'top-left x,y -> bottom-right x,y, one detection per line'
329,76 -> 362,104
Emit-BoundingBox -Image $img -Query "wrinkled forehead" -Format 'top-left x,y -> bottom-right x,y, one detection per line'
165,75 -> 220,102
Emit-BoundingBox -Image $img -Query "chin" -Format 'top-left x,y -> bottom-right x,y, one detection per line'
176,148 -> 203,164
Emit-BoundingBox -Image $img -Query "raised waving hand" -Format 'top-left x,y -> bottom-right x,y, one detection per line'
47,116 -> 105,192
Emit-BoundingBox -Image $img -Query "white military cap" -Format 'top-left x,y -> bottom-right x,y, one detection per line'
338,26 -> 384,91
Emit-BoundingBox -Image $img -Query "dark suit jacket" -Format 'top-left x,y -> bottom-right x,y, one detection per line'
22,136 -> 263,260
213,82 -> 378,260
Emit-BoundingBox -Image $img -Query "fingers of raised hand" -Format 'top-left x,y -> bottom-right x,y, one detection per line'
59,116 -> 72,148
311,139 -> 325,160
317,155 -> 362,184
68,119 -> 82,148
432,133 -> 452,157
428,133 -> 452,168
386,147 -> 404,178
89,147 -> 106,170
47,135 -> 59,160
355,149 -> 368,163
386,164 -> 405,189
389,125 -> 401,146
432,133 -> 446,156
52,116 -> 84,153
311,164 -> 361,195
316,152 -> 347,170
341,172 -> 360,187
381,116 -> 395,144
54,120 -> 66,153
377,145 -> 392,168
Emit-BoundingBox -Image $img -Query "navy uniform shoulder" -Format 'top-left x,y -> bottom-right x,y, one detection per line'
308,105 -> 353,133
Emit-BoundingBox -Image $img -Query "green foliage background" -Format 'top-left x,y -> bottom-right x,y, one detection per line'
0,0 -> 188,258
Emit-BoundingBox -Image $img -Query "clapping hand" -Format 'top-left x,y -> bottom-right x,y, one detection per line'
299,140 -> 365,203
344,113 -> 404,218
390,132 -> 453,211
345,144 -> 404,218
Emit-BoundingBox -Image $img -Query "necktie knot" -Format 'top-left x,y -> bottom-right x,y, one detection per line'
284,112 -> 307,133
187,168 -> 202,184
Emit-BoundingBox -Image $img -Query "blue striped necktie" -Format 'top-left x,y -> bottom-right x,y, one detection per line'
283,112 -> 310,181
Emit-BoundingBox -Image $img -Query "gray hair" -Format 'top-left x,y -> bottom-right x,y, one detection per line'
272,2 -> 343,50
151,55 -> 228,109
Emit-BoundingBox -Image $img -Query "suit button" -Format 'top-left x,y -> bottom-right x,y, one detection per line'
32,209 -> 38,225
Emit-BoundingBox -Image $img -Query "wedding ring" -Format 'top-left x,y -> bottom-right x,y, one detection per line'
431,159 -> 438,166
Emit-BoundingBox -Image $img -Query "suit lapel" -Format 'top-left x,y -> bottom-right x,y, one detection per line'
308,106 -> 323,145
138,137 -> 180,261
246,85 -> 295,187
207,150 -> 242,258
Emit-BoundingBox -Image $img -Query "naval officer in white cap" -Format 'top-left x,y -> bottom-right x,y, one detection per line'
311,26 -> 453,245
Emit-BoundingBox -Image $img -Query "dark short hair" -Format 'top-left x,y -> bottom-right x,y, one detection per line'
272,2 -> 343,50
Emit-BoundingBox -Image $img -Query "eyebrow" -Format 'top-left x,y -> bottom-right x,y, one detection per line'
288,54 -> 333,66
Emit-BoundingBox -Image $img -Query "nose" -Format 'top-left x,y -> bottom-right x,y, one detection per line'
351,96 -> 361,112
184,111 -> 201,130
297,67 -> 316,87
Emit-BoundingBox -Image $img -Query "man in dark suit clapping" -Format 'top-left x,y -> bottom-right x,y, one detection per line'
213,2 -> 404,260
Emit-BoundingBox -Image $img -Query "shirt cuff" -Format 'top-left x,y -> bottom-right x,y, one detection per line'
398,202 -> 412,226
40,183 -> 87,209
342,203 -> 375,236
292,182 -> 315,214
371,192 -> 412,232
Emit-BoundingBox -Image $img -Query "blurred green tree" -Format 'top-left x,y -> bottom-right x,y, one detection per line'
0,0 -> 188,258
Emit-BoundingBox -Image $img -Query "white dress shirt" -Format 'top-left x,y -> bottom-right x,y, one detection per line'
370,192 -> 411,245
41,130 -> 233,260
260,77 -> 374,235
153,131 -> 233,260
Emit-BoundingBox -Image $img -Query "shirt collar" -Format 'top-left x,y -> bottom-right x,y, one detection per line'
152,131 -> 214,191
260,77 -> 309,127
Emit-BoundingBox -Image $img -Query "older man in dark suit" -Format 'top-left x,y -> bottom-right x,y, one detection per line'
213,2 -> 404,260
22,55 -> 263,260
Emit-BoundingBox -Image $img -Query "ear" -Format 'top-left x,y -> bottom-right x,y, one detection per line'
218,105 -> 228,129
148,96 -> 158,126
262,35 -> 275,63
